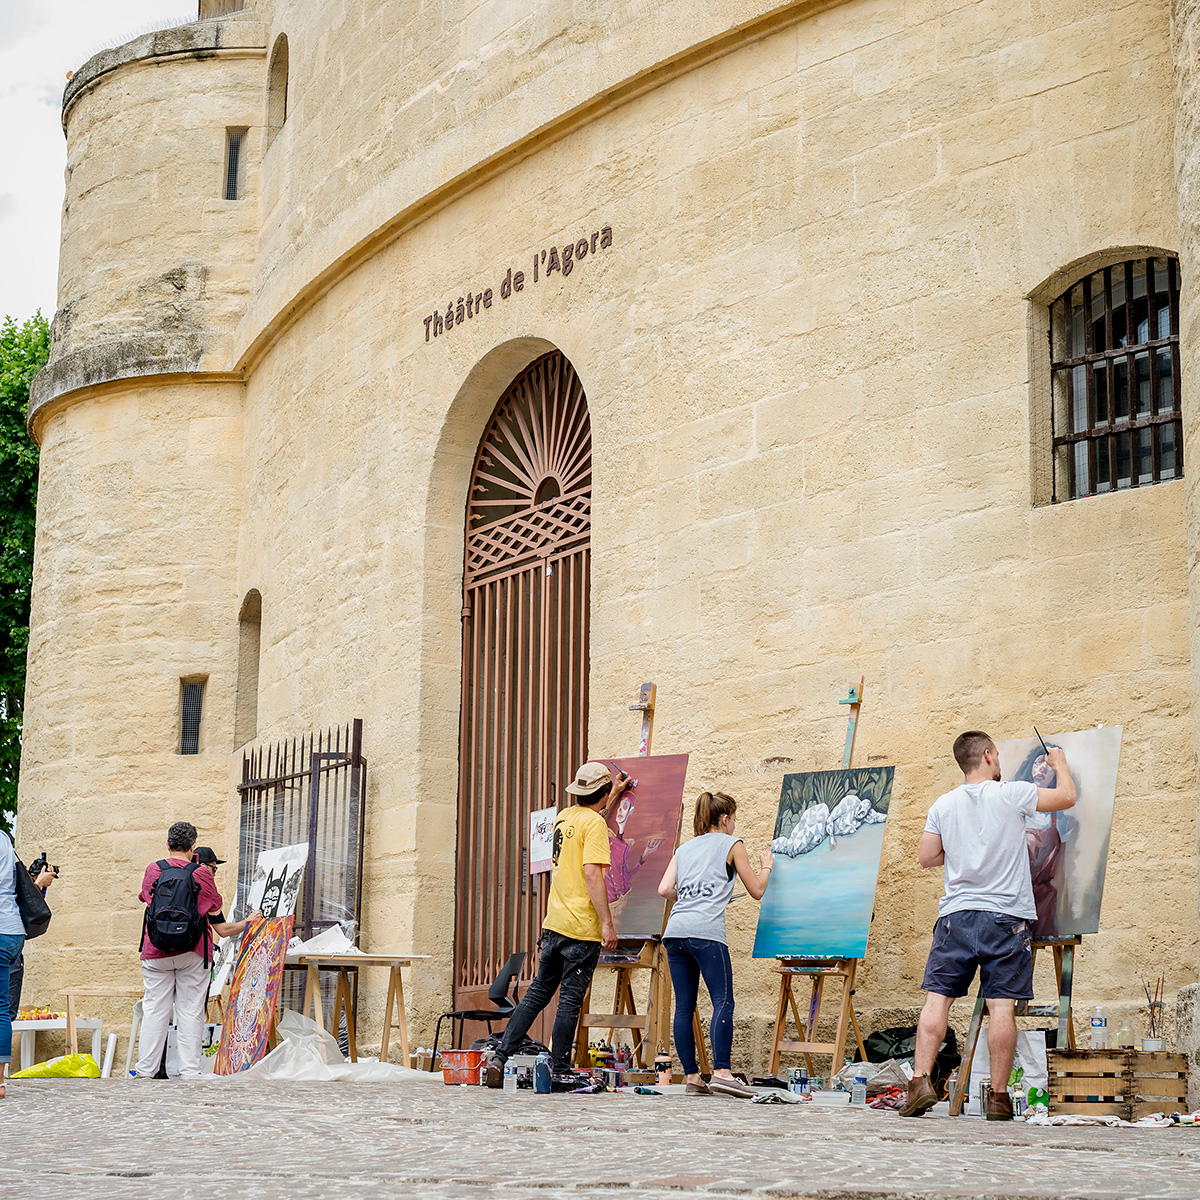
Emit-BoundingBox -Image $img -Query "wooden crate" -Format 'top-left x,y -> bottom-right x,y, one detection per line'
1047,1049 -> 1188,1119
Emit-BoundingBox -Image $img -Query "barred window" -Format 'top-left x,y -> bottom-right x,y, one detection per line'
223,127 -> 247,200
180,678 -> 206,755
1049,256 -> 1182,501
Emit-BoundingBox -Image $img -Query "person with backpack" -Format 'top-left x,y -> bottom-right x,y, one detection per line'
1,828 -> 26,1098
134,821 -> 253,1079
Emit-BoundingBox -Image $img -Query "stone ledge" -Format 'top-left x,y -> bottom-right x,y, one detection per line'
28,335 -> 213,434
63,16 -> 266,130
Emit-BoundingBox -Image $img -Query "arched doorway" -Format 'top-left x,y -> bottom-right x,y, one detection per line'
454,351 -> 592,1021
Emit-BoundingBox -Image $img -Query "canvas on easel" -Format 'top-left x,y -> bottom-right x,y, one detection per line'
996,726 -> 1122,940
598,754 -> 688,940
753,766 -> 894,960
214,915 -> 293,1075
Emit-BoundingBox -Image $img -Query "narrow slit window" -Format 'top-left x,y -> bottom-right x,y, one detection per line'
180,679 -> 206,755
223,127 -> 247,200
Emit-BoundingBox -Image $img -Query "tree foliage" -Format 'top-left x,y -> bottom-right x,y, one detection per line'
0,312 -> 48,836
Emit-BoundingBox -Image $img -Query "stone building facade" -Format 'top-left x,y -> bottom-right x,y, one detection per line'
18,0 -> 1200,1070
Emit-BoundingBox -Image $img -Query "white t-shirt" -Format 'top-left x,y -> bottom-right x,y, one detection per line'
924,780 -> 1039,920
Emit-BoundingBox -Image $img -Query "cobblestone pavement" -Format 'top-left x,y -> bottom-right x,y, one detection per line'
4,1079 -> 1200,1199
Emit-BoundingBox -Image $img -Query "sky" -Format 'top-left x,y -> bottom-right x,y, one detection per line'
0,3 -> 195,324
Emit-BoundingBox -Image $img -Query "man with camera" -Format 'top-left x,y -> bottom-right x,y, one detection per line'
1,830 -> 54,1097
8,854 -> 58,1024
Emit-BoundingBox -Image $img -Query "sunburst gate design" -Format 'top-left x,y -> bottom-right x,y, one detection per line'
465,353 -> 592,584
213,915 -> 292,1074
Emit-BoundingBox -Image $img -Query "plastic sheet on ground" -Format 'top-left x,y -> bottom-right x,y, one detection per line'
11,1052 -> 101,1079
214,1009 -> 442,1083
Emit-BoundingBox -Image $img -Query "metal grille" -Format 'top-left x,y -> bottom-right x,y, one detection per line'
1050,256 -> 1182,501
180,680 -> 205,755
237,720 -> 367,943
237,720 -> 368,1021
455,352 -> 592,1014
223,127 -> 245,200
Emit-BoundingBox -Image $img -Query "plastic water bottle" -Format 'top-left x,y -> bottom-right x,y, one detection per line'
1090,1006 -> 1108,1050
534,1051 -> 552,1093
851,1074 -> 867,1106
503,1061 -> 518,1093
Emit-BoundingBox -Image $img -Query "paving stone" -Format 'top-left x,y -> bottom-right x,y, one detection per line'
3,1079 -> 1200,1199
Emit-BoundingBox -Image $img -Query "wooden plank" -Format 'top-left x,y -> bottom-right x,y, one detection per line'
1134,1051 -> 1187,1072
1051,1101 -> 1127,1117
1130,1077 -> 1188,1098
1133,1099 -> 1187,1117
580,1014 -> 649,1029
779,1040 -> 839,1053
1052,1075 -> 1127,1093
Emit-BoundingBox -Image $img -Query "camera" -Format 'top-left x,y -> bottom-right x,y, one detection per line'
28,851 -> 60,880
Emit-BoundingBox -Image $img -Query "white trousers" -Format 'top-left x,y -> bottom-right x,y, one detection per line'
136,951 -> 209,1079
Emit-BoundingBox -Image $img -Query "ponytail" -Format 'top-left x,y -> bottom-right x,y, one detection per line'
694,790 -> 736,836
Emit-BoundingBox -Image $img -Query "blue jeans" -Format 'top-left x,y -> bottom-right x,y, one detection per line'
664,936 -> 734,1074
496,929 -> 601,1070
0,933 -> 26,1064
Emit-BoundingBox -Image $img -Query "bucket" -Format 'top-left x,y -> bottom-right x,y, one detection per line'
440,1049 -> 486,1085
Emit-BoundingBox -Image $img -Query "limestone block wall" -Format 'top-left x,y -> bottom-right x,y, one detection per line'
32,17 -> 267,415
16,381 -> 244,1050
230,0 -> 1196,1057
20,0 -> 1200,1072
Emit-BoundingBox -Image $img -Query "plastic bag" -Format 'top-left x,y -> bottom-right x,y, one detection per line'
832,1057 -> 913,1095
966,1029 -> 1047,1116
11,1052 -> 101,1079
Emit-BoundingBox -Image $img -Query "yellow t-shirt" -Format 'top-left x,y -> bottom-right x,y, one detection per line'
543,804 -> 612,942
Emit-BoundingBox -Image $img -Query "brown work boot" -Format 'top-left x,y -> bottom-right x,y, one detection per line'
897,1073 -> 938,1117
986,1090 -> 1014,1121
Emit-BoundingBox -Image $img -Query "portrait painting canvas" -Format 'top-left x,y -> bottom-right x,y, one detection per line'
598,754 -> 689,939
996,725 -> 1122,940
752,767 -> 894,959
248,842 -> 309,920
214,915 -> 293,1074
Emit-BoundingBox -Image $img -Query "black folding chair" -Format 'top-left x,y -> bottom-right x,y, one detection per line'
432,951 -> 527,1059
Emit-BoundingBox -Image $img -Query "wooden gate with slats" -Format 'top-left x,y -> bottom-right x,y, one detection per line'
454,351 -> 592,1025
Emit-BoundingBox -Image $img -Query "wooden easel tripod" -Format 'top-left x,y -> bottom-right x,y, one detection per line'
766,677 -> 871,1081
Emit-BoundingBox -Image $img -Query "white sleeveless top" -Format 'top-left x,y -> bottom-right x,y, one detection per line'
661,832 -> 741,945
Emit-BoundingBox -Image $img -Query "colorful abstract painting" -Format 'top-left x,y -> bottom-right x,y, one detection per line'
997,726 -> 1122,940
214,915 -> 293,1075
752,767 -> 894,959
599,754 -> 689,939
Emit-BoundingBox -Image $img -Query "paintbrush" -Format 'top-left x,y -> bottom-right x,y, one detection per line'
1034,727 -> 1049,755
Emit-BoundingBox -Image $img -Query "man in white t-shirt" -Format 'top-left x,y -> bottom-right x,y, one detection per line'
898,730 -> 1076,1120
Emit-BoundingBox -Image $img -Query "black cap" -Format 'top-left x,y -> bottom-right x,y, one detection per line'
194,846 -> 226,866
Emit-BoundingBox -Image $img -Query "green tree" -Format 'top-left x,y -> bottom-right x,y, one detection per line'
0,312 -> 49,837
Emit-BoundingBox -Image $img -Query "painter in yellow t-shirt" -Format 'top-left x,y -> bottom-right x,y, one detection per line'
543,804 -> 612,942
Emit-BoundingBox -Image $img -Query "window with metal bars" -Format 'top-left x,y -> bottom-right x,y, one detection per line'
179,678 -> 206,755
1049,256 -> 1182,501
223,127 -> 247,200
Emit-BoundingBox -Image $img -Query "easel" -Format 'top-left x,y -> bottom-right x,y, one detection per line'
948,934 -> 1080,1115
767,677 -> 870,1080
573,682 -> 708,1071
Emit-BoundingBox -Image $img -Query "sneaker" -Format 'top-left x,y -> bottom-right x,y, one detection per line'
986,1090 -> 1014,1121
709,1076 -> 756,1098
897,1073 -> 937,1118
484,1056 -> 505,1089
686,1080 -> 714,1095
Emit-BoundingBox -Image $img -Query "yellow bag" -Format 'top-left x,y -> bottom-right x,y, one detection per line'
11,1052 -> 101,1079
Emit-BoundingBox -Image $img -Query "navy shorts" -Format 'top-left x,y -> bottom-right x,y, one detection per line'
921,910 -> 1034,1000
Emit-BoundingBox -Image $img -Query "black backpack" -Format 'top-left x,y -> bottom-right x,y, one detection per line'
142,860 -> 208,963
